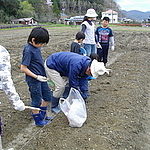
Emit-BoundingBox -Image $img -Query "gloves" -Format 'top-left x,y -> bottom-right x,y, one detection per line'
109,36 -> 115,51
86,76 -> 96,80
96,43 -> 102,49
36,75 -> 47,82
111,45 -> 115,51
13,100 -> 25,111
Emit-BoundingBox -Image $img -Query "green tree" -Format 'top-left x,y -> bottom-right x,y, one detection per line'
52,0 -> 60,17
0,0 -> 20,17
18,1 -> 35,18
28,0 -> 54,22
0,0 -> 21,22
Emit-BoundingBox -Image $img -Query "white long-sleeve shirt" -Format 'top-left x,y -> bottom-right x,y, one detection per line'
0,45 -> 20,104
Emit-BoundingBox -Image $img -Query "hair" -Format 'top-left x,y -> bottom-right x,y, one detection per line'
82,16 -> 89,22
75,32 -> 85,40
102,17 -> 110,22
27,27 -> 49,44
90,53 -> 100,61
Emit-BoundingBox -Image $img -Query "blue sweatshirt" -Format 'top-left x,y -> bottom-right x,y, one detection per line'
46,52 -> 91,99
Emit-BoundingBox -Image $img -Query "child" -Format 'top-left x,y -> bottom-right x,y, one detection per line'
95,17 -> 115,66
70,31 -> 86,55
0,45 -> 25,148
81,8 -> 98,56
20,27 -> 52,126
0,45 -> 25,111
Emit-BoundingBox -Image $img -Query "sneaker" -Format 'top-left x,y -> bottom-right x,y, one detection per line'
51,106 -> 61,114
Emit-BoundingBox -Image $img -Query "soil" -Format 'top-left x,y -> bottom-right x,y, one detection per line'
0,26 -> 150,150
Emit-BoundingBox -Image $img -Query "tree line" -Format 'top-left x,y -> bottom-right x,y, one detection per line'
0,0 -> 120,23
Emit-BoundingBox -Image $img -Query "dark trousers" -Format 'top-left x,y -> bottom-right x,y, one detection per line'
97,44 -> 109,65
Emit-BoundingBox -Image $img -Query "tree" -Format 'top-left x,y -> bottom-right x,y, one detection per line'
18,1 -> 35,18
0,0 -> 21,22
52,0 -> 60,17
28,0 -> 54,22
0,0 -> 20,17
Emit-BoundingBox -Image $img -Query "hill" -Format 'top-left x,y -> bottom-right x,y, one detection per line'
122,10 -> 150,22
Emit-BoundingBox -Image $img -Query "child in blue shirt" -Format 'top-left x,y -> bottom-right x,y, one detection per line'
95,17 -> 115,66
21,27 -> 52,126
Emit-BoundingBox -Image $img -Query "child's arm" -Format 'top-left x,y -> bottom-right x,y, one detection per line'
20,64 -> 38,79
109,36 -> 115,51
20,65 -> 47,82
0,46 -> 25,111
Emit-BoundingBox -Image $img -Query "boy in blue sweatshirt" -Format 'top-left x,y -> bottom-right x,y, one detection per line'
95,17 -> 115,66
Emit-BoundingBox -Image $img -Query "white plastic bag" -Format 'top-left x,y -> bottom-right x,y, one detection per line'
60,88 -> 87,127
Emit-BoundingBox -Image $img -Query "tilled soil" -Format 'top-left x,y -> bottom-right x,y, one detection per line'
0,26 -> 150,150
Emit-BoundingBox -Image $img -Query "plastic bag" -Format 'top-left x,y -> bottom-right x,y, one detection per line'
60,88 -> 87,127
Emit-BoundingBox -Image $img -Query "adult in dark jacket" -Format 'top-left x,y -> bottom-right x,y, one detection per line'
45,52 -> 110,114
45,52 -> 92,113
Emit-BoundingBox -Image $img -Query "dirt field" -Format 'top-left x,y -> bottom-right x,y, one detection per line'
0,26 -> 150,150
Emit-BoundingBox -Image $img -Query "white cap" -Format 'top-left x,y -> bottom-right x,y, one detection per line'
85,8 -> 98,18
90,59 -> 110,78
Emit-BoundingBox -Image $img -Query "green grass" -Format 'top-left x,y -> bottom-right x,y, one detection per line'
0,23 -> 78,31
1,23 -> 150,32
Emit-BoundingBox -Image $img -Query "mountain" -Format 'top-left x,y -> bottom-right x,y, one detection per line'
122,10 -> 150,22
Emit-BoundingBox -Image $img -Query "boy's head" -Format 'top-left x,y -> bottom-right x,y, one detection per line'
90,53 -> 100,61
28,27 -> 49,47
101,17 -> 110,27
75,32 -> 85,43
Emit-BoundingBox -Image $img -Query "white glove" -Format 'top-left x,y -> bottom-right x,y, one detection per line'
97,43 -> 102,49
13,100 -> 25,111
111,45 -> 115,51
36,75 -> 47,82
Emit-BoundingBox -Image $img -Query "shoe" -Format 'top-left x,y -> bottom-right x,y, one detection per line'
51,106 -> 61,114
39,106 -> 54,120
51,97 -> 61,114
32,113 -> 51,127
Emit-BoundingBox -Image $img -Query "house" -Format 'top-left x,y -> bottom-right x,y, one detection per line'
11,18 -> 38,25
121,18 -> 133,23
101,9 -> 118,23
64,16 -> 84,25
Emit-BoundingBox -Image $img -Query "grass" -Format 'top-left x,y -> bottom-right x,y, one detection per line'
0,23 -> 77,31
1,23 -> 150,32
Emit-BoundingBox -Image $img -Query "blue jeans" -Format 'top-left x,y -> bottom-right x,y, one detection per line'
27,80 -> 52,107
80,47 -> 87,55
83,44 -> 97,56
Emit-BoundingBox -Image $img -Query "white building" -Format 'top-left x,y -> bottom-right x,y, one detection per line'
11,18 -> 38,25
101,9 -> 118,23
46,0 -> 53,6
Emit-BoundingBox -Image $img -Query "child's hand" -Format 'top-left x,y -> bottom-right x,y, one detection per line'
36,75 -> 47,82
13,100 -> 25,111
111,45 -> 115,51
97,43 -> 102,49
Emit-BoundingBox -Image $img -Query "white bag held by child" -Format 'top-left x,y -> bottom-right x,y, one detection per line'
60,88 -> 87,127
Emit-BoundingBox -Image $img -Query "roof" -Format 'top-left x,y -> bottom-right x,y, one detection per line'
103,9 -> 118,14
65,16 -> 84,21
11,18 -> 37,22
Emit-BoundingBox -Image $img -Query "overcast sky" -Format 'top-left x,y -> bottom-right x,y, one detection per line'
115,0 -> 150,12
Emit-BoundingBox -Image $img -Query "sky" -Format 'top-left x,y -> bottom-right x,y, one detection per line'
115,0 -> 150,12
